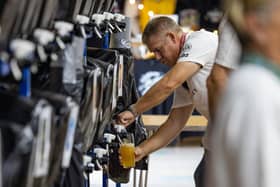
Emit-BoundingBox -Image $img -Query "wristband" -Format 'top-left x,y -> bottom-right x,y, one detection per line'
127,104 -> 139,118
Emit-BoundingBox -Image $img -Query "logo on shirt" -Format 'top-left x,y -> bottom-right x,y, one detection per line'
185,43 -> 192,51
180,43 -> 192,58
180,52 -> 189,58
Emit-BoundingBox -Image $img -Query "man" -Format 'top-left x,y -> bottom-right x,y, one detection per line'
117,16 -> 218,187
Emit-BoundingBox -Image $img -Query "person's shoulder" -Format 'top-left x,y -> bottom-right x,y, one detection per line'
178,30 -> 218,64
228,64 -> 280,97
189,30 -> 218,41
186,30 -> 218,51
231,64 -> 275,82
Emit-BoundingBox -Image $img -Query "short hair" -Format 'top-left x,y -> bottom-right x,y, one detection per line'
142,16 -> 182,44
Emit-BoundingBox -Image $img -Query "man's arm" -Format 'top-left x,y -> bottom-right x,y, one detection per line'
118,61 -> 200,126
135,104 -> 194,161
135,62 -> 200,113
207,63 -> 233,120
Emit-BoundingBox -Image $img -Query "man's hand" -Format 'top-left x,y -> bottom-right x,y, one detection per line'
135,146 -> 147,162
119,146 -> 147,167
117,110 -> 136,127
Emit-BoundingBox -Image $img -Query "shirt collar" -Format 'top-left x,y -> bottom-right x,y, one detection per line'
180,32 -> 187,51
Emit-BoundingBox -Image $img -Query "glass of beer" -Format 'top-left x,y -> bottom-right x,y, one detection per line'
119,134 -> 135,168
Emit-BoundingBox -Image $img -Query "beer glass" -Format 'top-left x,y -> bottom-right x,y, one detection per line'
119,133 -> 135,168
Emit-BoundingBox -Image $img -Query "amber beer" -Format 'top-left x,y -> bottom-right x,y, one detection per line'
119,143 -> 135,168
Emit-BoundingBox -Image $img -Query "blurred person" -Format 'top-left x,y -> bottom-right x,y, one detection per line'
205,16 -> 241,186
207,17 -> 241,120
117,16 -> 218,187
210,0 -> 280,186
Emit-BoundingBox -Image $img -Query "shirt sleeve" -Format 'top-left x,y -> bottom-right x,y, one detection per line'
177,30 -> 218,67
171,85 -> 193,109
215,19 -> 241,70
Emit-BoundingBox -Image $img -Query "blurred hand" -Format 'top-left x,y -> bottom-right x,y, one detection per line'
117,110 -> 136,127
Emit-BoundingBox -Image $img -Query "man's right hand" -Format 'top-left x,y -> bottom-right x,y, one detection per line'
117,110 -> 136,127
119,146 -> 147,167
135,146 -> 147,162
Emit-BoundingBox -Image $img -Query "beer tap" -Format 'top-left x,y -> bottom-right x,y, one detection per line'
10,39 -> 36,97
114,125 -> 127,142
83,155 -> 94,187
91,14 -> 105,39
33,29 -> 55,63
104,133 -> 116,153
75,15 -> 90,39
103,12 -> 115,34
93,148 -> 108,170
113,14 -> 126,33
93,148 -> 109,187
54,21 -> 74,49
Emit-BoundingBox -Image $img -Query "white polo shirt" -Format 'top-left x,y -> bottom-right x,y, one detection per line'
171,30 -> 218,119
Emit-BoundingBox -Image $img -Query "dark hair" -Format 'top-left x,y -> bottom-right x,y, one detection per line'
142,16 -> 182,44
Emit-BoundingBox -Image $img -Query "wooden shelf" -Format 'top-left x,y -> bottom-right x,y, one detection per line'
141,115 -> 208,132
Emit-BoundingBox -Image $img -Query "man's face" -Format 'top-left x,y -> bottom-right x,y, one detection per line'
146,33 -> 180,67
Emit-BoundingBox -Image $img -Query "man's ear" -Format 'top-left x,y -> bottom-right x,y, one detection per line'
166,32 -> 177,43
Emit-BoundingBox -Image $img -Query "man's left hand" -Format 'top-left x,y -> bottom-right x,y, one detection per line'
117,110 -> 136,127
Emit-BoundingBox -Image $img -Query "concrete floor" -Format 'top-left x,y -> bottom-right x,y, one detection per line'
90,137 -> 204,187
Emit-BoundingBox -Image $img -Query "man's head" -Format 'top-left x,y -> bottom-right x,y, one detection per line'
142,17 -> 183,67
225,0 -> 280,62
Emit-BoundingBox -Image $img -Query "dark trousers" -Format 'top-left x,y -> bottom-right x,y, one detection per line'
194,150 -> 208,187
